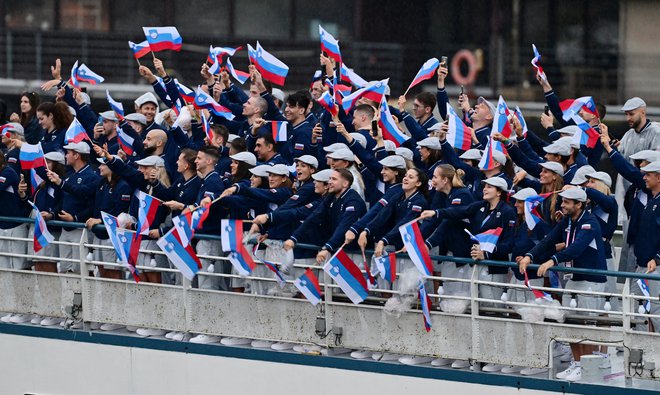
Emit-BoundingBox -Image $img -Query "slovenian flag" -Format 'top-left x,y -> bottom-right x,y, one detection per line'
248,42 -> 289,86
570,114 -> 600,148
446,104 -> 472,151
101,211 -> 140,282
294,268 -> 323,305
323,248 -> 369,305
176,81 -> 195,104
75,64 -> 104,85
319,25 -> 341,63
68,60 -> 80,88
399,219 -> 433,277
106,90 -> 124,118
379,96 -> 409,147
270,121 -> 288,142
28,201 -> 54,253
531,44 -> 546,81
19,142 -> 47,170
637,279 -> 652,313
493,96 -> 513,139
465,227 -> 502,253
562,96 -> 598,121
221,219 -> 256,276
341,78 -> 389,112
418,280 -> 433,332
128,40 -> 151,59
171,206 -> 209,248
514,106 -> 528,138
375,252 -> 397,283
157,227 -> 202,281
135,190 -> 161,235
201,112 -> 214,142
64,118 -> 91,144
317,90 -> 338,117
478,137 -> 497,170
225,58 -> 250,85
208,45 -> 242,64
143,26 -> 182,52
194,86 -> 235,120
340,62 -> 368,88
29,168 -> 43,197
524,270 -> 553,302
523,192 -> 552,230
117,126 -> 135,156
406,58 -> 440,92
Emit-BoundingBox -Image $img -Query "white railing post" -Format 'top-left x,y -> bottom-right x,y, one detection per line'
78,228 -> 89,325
182,276 -> 191,333
470,264 -> 481,371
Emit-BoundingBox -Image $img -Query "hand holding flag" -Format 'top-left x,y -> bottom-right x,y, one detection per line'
531,44 -> 546,81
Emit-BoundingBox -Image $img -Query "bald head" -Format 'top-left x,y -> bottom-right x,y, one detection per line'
144,129 -> 168,156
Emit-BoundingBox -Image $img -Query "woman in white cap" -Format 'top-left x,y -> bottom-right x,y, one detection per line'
518,161 -> 565,225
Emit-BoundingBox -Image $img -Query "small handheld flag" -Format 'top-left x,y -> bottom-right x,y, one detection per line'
405,58 -> 440,94
340,63 -> 368,88
64,118 -> 91,144
157,227 -> 202,281
101,211 -> 140,282
225,58 -> 250,85
514,106 -> 528,138
465,228 -> 502,253
294,268 -> 323,305
446,104 -> 472,151
194,87 -> 235,120
570,114 -> 600,148
418,280 -> 433,332
524,270 -> 553,302
523,192 -> 552,230
129,40 -> 151,59
637,279 -> 652,313
341,79 -> 389,112
319,25 -> 342,63
201,112 -> 214,142
68,60 -> 80,88
117,126 -> 135,156
75,64 -> 104,85
317,90 -> 338,117
375,252 -> 397,283
221,219 -> 256,276
248,42 -> 289,86
143,26 -> 182,52
106,90 -> 124,118
323,248 -> 369,305
379,96 -> 409,147
478,137 -> 497,170
28,201 -> 54,253
399,219 -> 433,277
135,190 -> 161,235
562,96 -> 598,122
29,168 -> 44,197
492,96 -> 513,139
19,142 -> 47,170
531,44 -> 546,81
269,121 -> 288,142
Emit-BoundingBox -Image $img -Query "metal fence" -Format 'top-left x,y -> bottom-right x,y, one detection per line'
0,216 -> 658,382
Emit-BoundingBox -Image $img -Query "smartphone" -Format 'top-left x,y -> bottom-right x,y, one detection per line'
98,115 -> 104,125
371,119 -> 378,137
544,106 -> 550,115
314,123 -> 322,142
440,56 -> 448,68
460,85 -> 464,96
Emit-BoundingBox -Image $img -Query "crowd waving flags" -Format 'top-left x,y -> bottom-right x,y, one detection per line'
248,42 -> 289,86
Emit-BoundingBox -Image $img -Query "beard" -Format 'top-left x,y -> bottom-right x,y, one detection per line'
143,146 -> 157,156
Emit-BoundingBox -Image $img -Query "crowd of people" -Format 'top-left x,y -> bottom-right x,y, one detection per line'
0,46 -> 658,382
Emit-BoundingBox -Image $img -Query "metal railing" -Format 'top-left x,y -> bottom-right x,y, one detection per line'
0,215 -> 658,382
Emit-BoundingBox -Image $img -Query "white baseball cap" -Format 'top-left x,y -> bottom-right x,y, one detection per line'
350,133 -> 367,149
266,164 -> 290,176
294,155 -> 319,169
558,187 -> 587,202
511,187 -> 537,201
135,155 -> 164,167
327,148 -> 355,162
539,161 -> 565,177
570,165 -> 596,185
621,97 -> 646,112
44,151 -> 65,165
585,171 -> 612,188
249,164 -> 271,177
312,169 -> 333,182
63,142 -> 90,154
640,160 -> 660,173
395,147 -> 413,161
417,137 -> 441,150
379,155 -> 406,169
230,152 -> 257,166
135,92 -> 159,107
323,143 -> 349,153
459,148 -> 482,160
629,150 -> 660,163
125,113 -> 148,125
99,110 -> 118,122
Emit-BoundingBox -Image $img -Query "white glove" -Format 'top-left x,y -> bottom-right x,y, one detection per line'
207,264 -> 215,273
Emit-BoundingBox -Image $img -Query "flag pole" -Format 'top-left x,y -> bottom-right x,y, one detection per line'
151,51 -> 157,61
135,57 -> 142,67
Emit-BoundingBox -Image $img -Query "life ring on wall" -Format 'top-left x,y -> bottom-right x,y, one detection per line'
450,50 -> 479,86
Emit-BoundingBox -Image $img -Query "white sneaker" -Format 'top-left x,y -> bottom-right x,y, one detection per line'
501,366 -> 523,374
89,322 -> 102,330
40,317 -> 64,326
1,313 -> 14,323
189,334 -> 220,344
565,365 -> 582,381
135,328 -> 166,337
482,363 -> 504,372
220,337 -> 251,346
350,350 -> 373,359
271,342 -> 295,351
165,331 -> 177,339
126,326 -> 139,332
31,315 -> 44,324
451,360 -> 470,369
100,323 -> 124,331
553,342 -> 572,358
10,314 -> 35,323
251,339 -> 275,348
431,358 -> 454,367
399,356 -> 433,365
372,353 -> 403,361
171,332 -> 191,342
557,361 -> 580,379
520,367 -> 548,376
